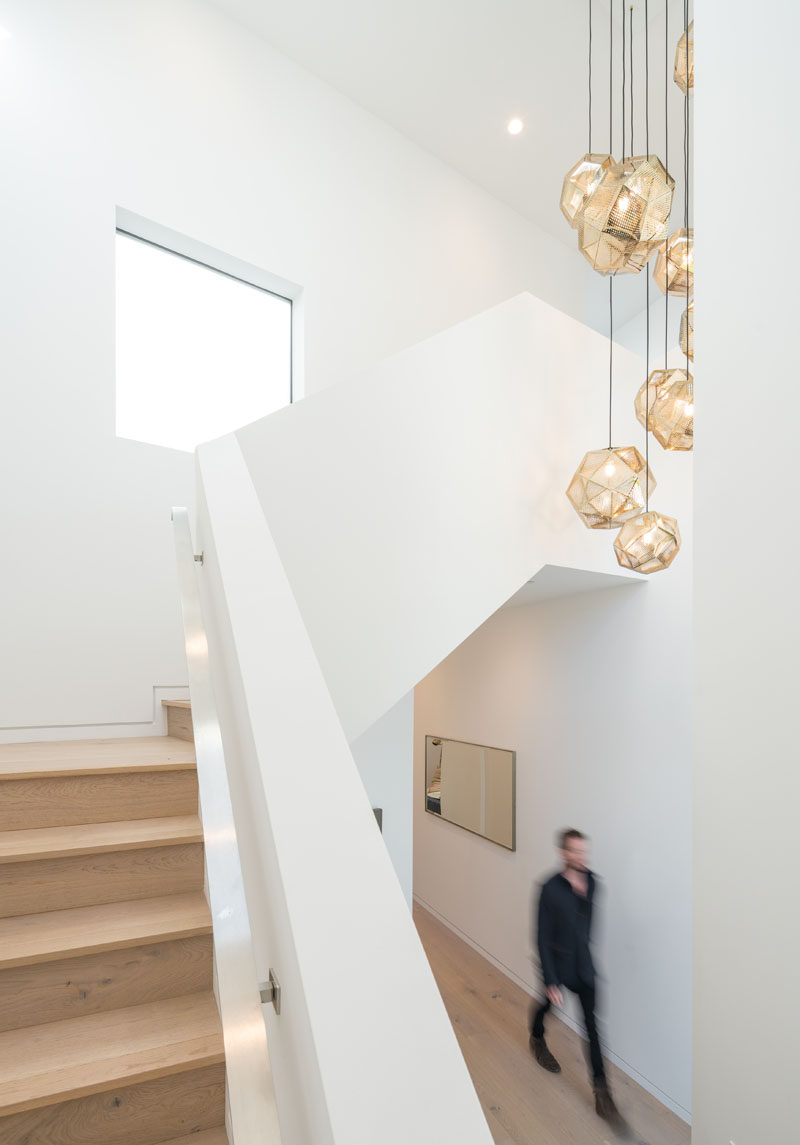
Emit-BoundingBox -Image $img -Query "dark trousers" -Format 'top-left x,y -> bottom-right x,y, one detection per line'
531,982 -> 606,1085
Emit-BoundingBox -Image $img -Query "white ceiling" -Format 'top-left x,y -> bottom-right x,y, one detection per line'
208,0 -> 687,243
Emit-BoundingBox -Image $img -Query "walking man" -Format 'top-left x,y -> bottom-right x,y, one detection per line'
530,829 -> 627,1133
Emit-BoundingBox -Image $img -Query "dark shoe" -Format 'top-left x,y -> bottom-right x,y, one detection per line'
530,1035 -> 561,1073
593,1083 -> 632,1138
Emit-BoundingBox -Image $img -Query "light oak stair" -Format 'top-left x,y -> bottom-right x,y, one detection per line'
0,736 -> 229,1145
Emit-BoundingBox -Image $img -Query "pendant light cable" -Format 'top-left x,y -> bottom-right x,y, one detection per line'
621,0 -> 626,159
664,0 -> 669,370
589,0 -> 593,152
645,0 -> 650,154
609,278 -> 614,448
609,0 -> 613,154
608,2 -> 618,451
684,0 -> 691,381
630,6 -> 634,157
608,0 -> 615,448
645,0 -> 650,508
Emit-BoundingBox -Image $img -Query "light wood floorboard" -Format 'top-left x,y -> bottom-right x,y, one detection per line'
414,903 -> 690,1145
0,737 -> 196,778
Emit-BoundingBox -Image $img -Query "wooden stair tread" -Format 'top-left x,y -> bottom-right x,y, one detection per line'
0,817 -> 203,864
0,736 -> 196,780
161,1130 -> 228,1145
0,893 -> 212,970
0,993 -> 224,1116
161,700 -> 192,710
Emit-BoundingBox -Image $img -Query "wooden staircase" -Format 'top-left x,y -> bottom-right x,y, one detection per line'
0,734 -> 228,1145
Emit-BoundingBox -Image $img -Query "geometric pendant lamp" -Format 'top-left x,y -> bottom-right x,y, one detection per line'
649,368 -> 694,451
578,155 -> 675,275
674,21 -> 694,95
634,369 -> 672,429
680,300 -> 694,360
566,446 -> 656,529
613,509 -> 681,573
653,228 -> 694,296
560,154 -> 615,228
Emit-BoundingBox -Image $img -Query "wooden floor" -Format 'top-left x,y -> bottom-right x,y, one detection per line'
414,904 -> 690,1145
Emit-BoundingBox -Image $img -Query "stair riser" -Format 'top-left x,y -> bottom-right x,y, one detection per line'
0,1062 -> 226,1145
0,771 -> 199,831
0,935 -> 212,1033
0,844 -> 205,918
166,707 -> 194,742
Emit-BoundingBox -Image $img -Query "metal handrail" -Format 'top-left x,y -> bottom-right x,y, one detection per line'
171,506 -> 282,1144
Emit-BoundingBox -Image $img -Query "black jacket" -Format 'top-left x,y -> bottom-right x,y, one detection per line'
536,870 -> 598,990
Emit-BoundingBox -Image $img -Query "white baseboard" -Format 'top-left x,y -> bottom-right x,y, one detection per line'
413,893 -> 691,1126
0,685 -> 190,743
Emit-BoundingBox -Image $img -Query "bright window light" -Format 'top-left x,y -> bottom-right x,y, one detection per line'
115,232 -> 292,452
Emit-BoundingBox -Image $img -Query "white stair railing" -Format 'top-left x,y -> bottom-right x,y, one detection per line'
171,505 -> 282,1145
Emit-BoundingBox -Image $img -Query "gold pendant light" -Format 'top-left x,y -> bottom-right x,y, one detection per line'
612,1 -> 684,575
560,154 -> 615,228
560,0 -> 673,277
561,1 -> 689,576
613,510 -> 681,574
654,227 -> 694,295
650,369 -> 693,452
634,369 -> 670,429
680,300 -> 694,360
566,446 -> 655,530
634,367 -> 694,451
578,155 -> 675,275
674,20 -> 694,94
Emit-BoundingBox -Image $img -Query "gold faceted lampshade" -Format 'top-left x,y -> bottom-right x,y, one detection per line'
654,228 -> 694,296
680,301 -> 694,360
566,446 -> 656,530
578,156 -> 675,276
634,369 -> 672,430
650,369 -> 694,451
560,154 -> 614,229
674,21 -> 694,95
613,511 -> 682,574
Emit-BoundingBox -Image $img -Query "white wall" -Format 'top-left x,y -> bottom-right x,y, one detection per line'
235,292 -> 655,747
414,571 -> 692,1120
232,291 -> 691,1036
0,0 -> 600,735
694,3 -> 800,1144
350,695 -> 414,906
196,433 -> 494,1145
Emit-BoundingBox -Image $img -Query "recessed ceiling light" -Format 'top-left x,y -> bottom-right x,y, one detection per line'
507,118 -> 524,136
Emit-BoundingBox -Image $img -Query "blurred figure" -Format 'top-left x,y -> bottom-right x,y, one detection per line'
530,828 -> 628,1135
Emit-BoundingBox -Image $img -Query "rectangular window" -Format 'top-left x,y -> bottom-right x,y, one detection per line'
115,230 -> 292,453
